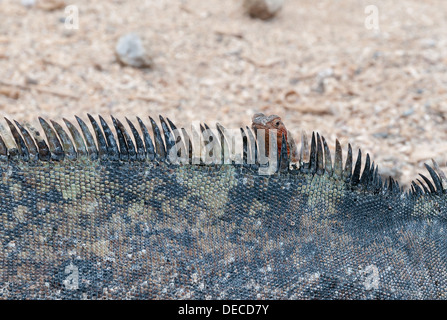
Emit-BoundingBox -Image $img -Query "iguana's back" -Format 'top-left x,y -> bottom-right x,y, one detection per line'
0,115 -> 446,299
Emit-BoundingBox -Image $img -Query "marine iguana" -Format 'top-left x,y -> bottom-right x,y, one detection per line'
0,114 -> 446,299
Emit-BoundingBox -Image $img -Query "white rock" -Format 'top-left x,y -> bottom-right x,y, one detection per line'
317,68 -> 334,79
115,33 -> 153,68
21,0 -> 36,7
243,0 -> 284,20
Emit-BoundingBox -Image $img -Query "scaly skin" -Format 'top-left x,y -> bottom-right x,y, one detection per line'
1,160 -> 447,299
0,115 -> 446,299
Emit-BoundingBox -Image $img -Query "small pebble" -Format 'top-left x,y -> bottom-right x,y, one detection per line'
317,68 -> 334,79
419,38 -> 436,48
25,76 -> 39,85
243,0 -> 284,20
115,33 -> 153,68
313,68 -> 334,94
289,77 -> 300,85
21,0 -> 36,7
37,0 -> 65,11
373,132 -> 389,139
402,108 -> 414,117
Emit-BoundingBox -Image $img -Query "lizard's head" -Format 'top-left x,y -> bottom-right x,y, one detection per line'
251,112 -> 297,161
251,113 -> 286,132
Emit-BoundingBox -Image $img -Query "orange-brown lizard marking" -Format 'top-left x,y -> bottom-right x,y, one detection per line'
251,113 -> 298,162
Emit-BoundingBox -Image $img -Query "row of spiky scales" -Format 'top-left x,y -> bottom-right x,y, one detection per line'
0,114 -> 444,199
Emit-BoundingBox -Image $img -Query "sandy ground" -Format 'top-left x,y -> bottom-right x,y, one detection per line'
1,0 -> 447,188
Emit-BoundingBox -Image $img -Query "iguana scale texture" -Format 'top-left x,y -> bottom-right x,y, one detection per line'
0,114 -> 446,300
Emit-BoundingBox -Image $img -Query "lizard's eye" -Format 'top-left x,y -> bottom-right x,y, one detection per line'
274,120 -> 280,127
